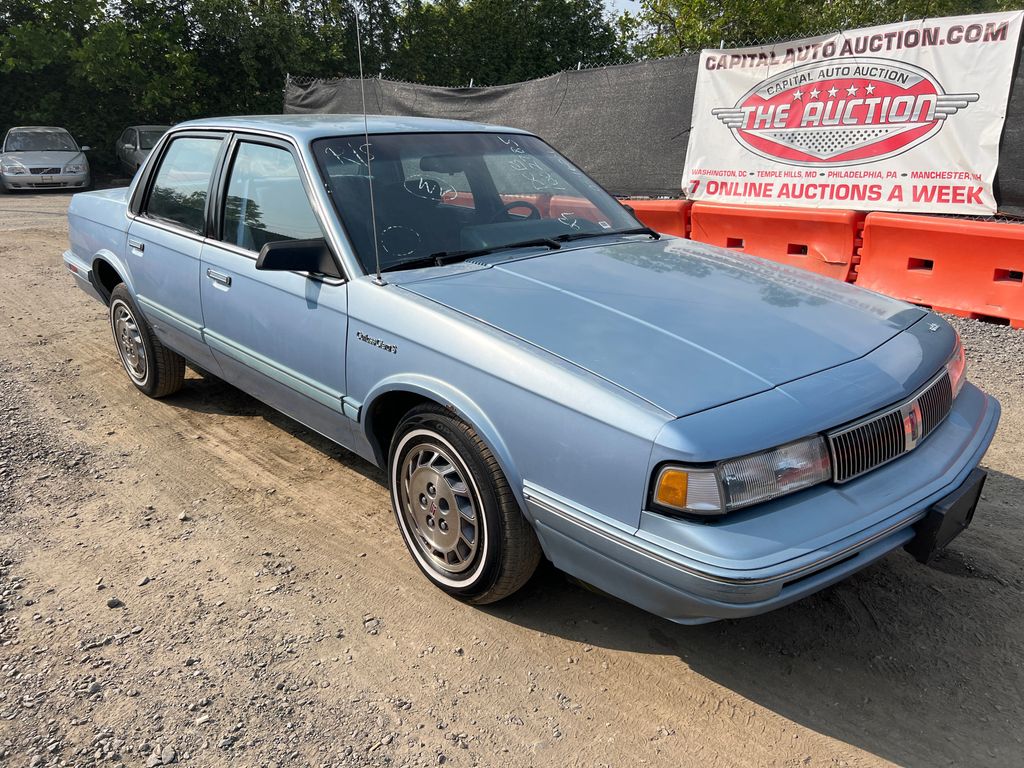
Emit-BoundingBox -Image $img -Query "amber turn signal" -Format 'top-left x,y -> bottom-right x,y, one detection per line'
654,468 -> 689,510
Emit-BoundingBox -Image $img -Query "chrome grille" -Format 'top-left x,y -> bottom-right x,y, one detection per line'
918,373 -> 953,434
828,370 -> 953,484
30,167 -> 61,175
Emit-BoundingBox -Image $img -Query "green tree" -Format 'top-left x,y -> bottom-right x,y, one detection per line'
620,0 -> 1019,57
391,0 -> 624,86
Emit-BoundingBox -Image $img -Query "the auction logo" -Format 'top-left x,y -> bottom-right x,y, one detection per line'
712,58 -> 978,166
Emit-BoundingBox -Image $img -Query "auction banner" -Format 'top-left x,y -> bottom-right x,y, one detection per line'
683,11 -> 1023,214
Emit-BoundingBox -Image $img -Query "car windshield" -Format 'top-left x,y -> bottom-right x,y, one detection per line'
4,129 -> 78,152
138,129 -> 167,150
313,132 -> 641,273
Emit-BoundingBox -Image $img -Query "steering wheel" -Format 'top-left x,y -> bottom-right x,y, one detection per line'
492,200 -> 542,222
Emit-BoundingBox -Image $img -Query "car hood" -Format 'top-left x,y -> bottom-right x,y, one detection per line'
2,150 -> 85,168
401,238 -> 925,417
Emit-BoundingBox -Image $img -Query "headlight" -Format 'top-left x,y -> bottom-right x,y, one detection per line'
946,332 -> 966,398
1,160 -> 28,175
652,435 -> 832,516
64,162 -> 86,174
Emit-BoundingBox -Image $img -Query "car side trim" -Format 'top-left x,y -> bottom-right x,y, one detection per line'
137,296 -> 204,339
342,396 -> 362,421
203,329 -> 344,413
522,481 -> 928,587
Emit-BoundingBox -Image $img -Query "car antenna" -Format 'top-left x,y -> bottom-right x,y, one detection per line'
355,3 -> 384,285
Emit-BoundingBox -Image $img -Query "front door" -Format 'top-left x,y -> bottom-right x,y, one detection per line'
127,133 -> 225,370
199,136 -> 353,444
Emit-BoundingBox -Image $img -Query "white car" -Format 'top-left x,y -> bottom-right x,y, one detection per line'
0,126 -> 91,192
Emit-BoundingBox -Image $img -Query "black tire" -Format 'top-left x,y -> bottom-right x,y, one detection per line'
108,284 -> 185,398
389,404 -> 541,604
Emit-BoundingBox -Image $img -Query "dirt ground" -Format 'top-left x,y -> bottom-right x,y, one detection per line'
0,190 -> 1021,768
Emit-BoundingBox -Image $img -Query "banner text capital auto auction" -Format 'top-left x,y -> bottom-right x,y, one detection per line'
683,11 -> 1023,214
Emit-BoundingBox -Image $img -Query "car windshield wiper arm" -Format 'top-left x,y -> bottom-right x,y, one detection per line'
379,239 -> 561,273
379,230 -> 652,274
430,238 -> 561,265
379,255 -> 440,273
554,226 -> 661,244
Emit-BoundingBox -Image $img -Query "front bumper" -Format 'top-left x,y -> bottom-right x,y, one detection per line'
2,170 -> 89,190
525,383 -> 999,624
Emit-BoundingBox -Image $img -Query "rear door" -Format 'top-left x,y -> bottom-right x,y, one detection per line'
126,131 -> 226,370
199,134 -> 354,445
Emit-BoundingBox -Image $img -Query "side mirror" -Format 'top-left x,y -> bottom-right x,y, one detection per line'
256,238 -> 341,279
123,143 -> 135,151
81,145 -> 92,152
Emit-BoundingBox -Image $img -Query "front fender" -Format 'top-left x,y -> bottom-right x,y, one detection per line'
360,374 -> 524,508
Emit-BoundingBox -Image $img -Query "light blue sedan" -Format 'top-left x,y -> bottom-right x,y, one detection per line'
63,116 -> 999,623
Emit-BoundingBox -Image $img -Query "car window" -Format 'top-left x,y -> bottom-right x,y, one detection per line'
117,130 -> 129,147
128,129 -> 138,148
138,129 -> 166,150
145,137 -> 222,233
313,132 -> 639,273
222,141 -> 323,252
400,156 -> 473,210
5,129 -> 78,152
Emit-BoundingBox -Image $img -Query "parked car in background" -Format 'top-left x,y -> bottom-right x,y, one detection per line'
62,116 -> 999,624
0,126 -> 91,192
115,125 -> 171,175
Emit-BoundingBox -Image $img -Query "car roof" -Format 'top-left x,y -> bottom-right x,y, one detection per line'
128,125 -> 171,130
174,114 -> 532,141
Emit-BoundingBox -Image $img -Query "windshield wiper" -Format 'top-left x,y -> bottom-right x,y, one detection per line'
379,255 -> 439,273
378,230 -> 652,274
430,238 -> 561,265
554,226 -> 661,244
379,238 -> 561,274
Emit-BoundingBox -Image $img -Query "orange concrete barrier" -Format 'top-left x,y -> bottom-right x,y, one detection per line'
689,202 -> 864,282
859,213 -> 1024,328
625,199 -> 691,238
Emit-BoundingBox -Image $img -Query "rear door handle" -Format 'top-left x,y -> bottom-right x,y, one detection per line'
127,238 -> 144,254
206,268 -> 232,287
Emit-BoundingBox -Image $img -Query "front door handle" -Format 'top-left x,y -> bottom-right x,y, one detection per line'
206,268 -> 232,287
128,238 -> 144,254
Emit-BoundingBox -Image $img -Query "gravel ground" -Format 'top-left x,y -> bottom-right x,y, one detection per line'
946,315 -> 1024,401
0,192 -> 1022,768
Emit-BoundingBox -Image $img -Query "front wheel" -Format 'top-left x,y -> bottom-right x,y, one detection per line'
389,405 -> 541,604
108,284 -> 185,398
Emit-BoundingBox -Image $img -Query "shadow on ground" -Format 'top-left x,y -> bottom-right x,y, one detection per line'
165,369 -> 1023,767
497,467 -> 1024,768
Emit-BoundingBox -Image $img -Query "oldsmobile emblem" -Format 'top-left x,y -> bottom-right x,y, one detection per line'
356,331 -> 398,354
712,58 -> 978,167
901,400 -> 925,450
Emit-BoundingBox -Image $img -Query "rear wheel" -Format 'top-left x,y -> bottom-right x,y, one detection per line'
108,284 -> 185,398
389,404 -> 541,604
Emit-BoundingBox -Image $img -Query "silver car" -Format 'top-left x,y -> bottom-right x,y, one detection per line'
115,125 -> 171,176
0,126 -> 91,192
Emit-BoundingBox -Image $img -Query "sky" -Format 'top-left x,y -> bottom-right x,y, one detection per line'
605,0 -> 638,14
